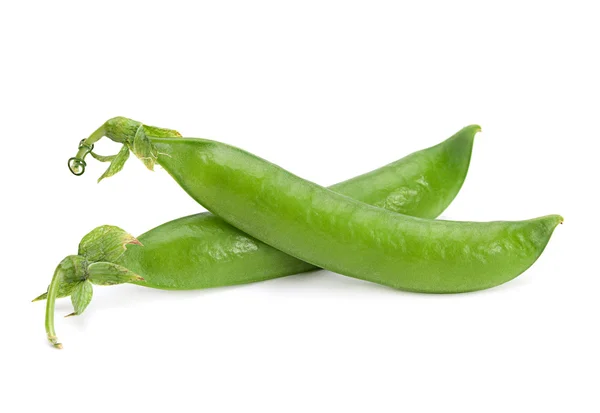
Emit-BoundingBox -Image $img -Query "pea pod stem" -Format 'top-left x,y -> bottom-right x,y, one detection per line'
68,125 -> 106,175
45,266 -> 64,349
68,118 -> 182,176
79,125 -> 106,156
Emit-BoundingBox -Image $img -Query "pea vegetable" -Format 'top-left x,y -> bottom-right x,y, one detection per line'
39,124 -> 478,347
70,117 -> 561,294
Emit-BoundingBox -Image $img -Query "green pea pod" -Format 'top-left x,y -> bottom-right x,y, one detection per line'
152,138 -> 560,293
44,121 -> 478,348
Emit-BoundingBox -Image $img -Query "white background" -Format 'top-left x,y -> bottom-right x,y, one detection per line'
1,1 -> 598,412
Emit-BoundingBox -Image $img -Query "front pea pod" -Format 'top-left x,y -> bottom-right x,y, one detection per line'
34,226 -> 144,349
67,117 -> 181,182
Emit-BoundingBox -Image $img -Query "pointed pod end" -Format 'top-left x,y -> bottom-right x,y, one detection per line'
542,214 -> 564,231
459,124 -> 481,132
64,312 -> 77,318
450,124 -> 482,144
53,343 -> 63,350
466,124 -> 482,135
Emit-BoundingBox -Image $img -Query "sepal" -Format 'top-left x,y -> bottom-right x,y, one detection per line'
143,124 -> 181,138
78,225 -> 141,263
88,262 -> 145,285
132,125 -> 158,171
90,152 -> 117,162
66,280 -> 93,317
97,144 -> 130,182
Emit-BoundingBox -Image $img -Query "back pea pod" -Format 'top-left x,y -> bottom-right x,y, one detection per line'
39,124 -> 478,347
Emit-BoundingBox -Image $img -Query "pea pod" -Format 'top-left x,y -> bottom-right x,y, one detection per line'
70,117 -> 561,295
39,124 -> 477,347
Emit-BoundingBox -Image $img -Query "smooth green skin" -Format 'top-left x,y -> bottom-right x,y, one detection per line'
145,129 -> 561,293
118,127 -> 476,290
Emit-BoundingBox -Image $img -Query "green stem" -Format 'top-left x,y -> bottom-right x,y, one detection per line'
80,125 -> 106,152
68,117 -> 181,177
68,125 -> 106,175
45,266 -> 64,349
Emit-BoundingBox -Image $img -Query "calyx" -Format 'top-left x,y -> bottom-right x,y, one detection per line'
68,116 -> 182,181
35,225 -> 144,317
